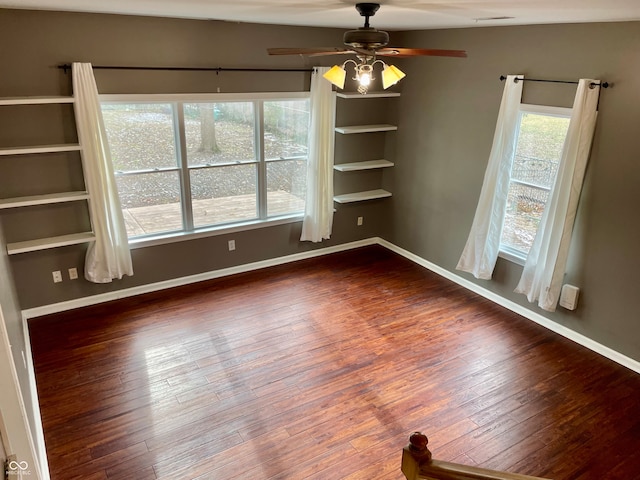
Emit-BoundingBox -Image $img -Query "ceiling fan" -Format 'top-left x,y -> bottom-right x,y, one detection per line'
267,2 -> 467,59
267,3 -> 467,93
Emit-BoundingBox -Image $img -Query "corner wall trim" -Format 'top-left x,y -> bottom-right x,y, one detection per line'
377,238 -> 640,375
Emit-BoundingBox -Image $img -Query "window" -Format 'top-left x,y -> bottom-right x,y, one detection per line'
499,104 -> 571,262
101,93 -> 310,240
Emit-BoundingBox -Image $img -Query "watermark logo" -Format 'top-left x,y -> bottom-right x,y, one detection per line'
7,459 -> 31,476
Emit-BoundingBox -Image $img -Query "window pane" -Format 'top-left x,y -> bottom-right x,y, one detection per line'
501,110 -> 570,256
191,165 -> 257,227
512,113 -> 569,188
264,100 -> 310,160
267,160 -> 307,216
116,171 -> 183,237
184,103 -> 255,166
102,104 -> 178,170
103,96 -> 312,240
501,182 -> 550,254
264,100 -> 309,217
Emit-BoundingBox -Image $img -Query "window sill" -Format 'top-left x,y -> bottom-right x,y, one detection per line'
498,248 -> 526,266
129,214 -> 303,250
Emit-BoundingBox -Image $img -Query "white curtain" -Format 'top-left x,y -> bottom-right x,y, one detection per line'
515,79 -> 600,311
300,66 -> 336,242
456,75 -> 524,279
72,63 -> 133,283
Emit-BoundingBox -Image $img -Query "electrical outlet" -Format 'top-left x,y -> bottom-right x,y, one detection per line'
357,216 -> 364,226
228,239 -> 236,251
69,267 -> 78,280
52,270 -> 62,283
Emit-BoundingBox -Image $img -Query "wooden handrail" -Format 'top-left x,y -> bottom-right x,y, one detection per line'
402,432 -> 552,480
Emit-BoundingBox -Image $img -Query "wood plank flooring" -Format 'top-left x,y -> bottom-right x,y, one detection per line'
29,245 -> 640,479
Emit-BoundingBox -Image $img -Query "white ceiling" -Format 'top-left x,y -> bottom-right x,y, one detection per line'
1,0 -> 640,30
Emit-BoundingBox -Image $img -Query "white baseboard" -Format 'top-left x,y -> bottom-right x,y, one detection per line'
23,236 -> 640,375
22,234 -> 640,425
378,238 -> 640,375
19,236 -> 639,480
21,320 -> 50,480
20,236 -> 377,480
21,238 -> 379,320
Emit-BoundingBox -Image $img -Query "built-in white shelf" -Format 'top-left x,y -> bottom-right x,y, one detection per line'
0,144 -> 82,156
0,96 -> 74,106
0,191 -> 90,209
335,124 -> 397,135
333,189 -> 392,204
336,92 -> 401,99
334,159 -> 394,172
7,232 -> 95,255
1,94 -> 92,256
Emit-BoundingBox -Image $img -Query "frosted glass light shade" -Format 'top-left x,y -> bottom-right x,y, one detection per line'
323,65 -> 347,89
382,64 -> 406,89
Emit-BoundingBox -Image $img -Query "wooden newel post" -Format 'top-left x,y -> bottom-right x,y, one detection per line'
401,432 -> 433,480
408,432 -> 432,461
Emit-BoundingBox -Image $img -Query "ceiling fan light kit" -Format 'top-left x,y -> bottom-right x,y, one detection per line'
268,3 -> 466,95
323,58 -> 406,94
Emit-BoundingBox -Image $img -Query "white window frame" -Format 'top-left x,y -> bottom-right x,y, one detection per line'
498,103 -> 572,265
100,92 -> 310,249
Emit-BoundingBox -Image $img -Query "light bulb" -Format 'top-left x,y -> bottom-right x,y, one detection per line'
359,72 -> 371,87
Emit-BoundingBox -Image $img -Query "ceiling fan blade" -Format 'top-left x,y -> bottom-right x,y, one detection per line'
267,47 -> 354,56
376,48 -> 467,58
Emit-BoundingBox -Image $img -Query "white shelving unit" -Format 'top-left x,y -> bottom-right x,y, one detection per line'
333,92 -> 399,204
334,189 -> 392,204
0,96 -> 74,106
7,232 -> 96,255
336,92 -> 401,99
0,144 -> 82,156
0,95 -> 94,255
334,159 -> 394,172
0,191 -> 90,209
335,124 -> 397,135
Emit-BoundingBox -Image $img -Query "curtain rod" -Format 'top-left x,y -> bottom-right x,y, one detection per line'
499,75 -> 609,89
58,64 -> 313,74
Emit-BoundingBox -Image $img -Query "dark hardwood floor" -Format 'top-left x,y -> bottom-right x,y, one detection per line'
29,245 -> 640,479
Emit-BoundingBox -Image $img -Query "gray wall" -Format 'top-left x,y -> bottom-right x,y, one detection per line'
1,9 -> 639,365
387,22 -> 640,362
0,9 -> 389,309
